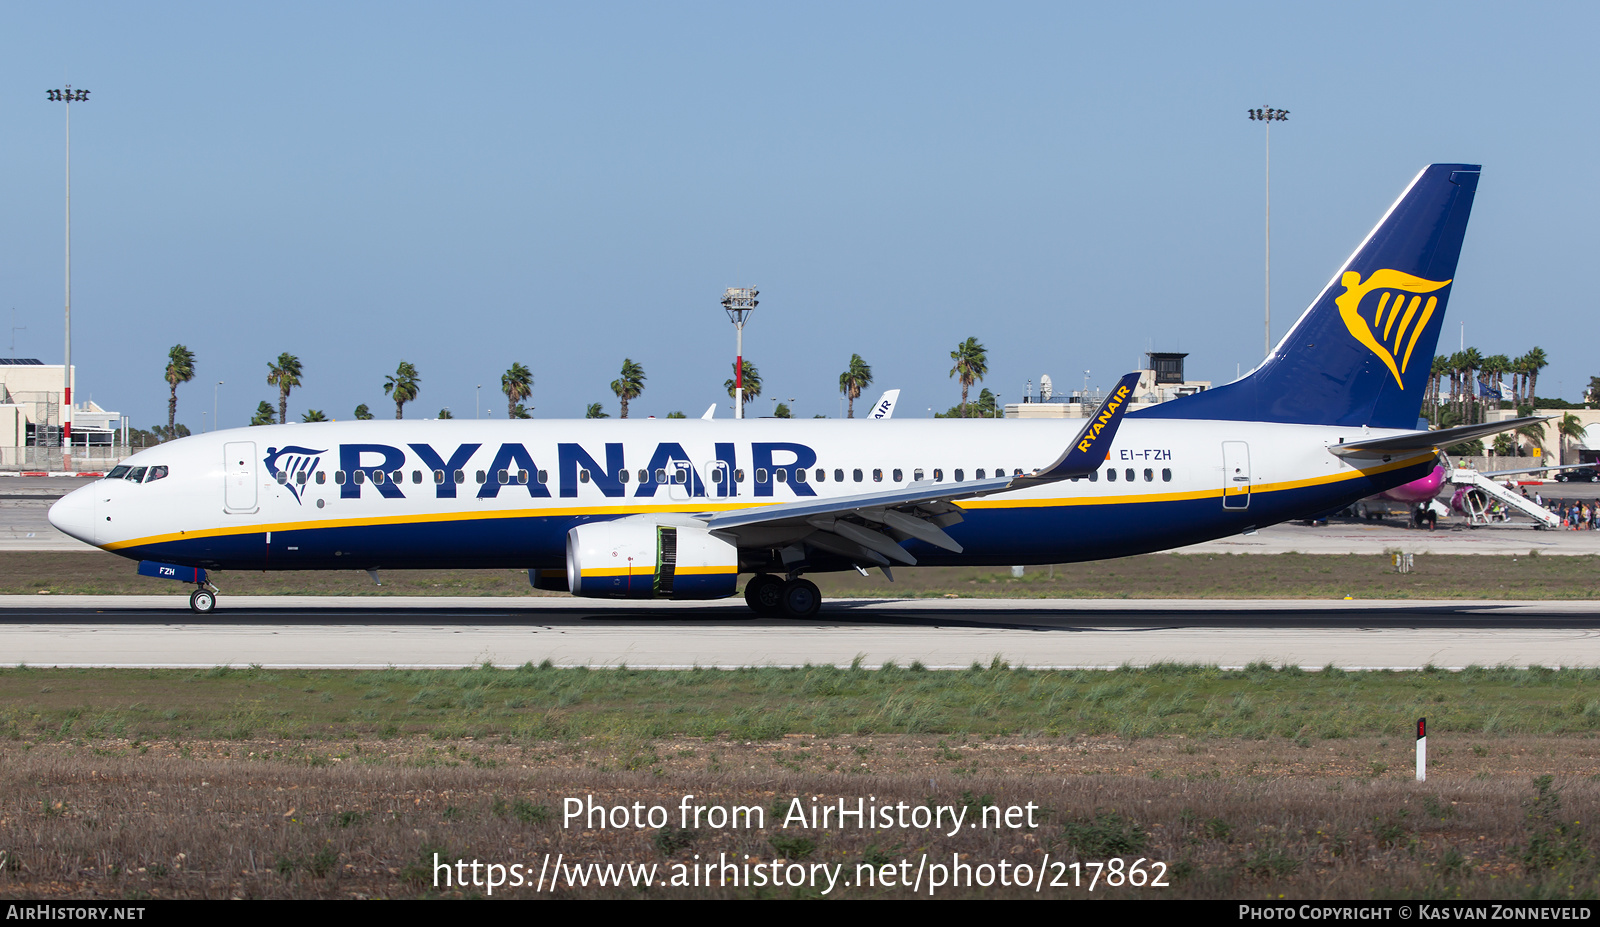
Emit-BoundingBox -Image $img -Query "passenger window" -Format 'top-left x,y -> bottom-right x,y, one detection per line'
853,469 -> 863,482
433,470 -> 445,484
1125,469 -> 1135,482
147,466 -> 169,483
674,468 -> 687,484
295,471 -> 307,485
1014,469 -> 1023,477
834,469 -> 844,482
637,469 -> 648,484
1162,468 -> 1172,482
1106,469 -> 1116,482
107,466 -> 131,479
793,468 -> 805,483
1144,468 -> 1153,482
933,469 -> 943,482
913,469 -> 924,481
734,469 -> 745,483
412,470 -> 423,484
711,469 -> 724,484
455,470 -> 466,484
354,470 -> 366,485
391,471 -> 403,485
618,469 -> 630,484
873,469 -> 883,482
655,469 -> 667,483
518,470 -> 529,484
892,469 -> 903,482
127,467 -> 147,482
955,469 -> 963,482
334,471 -> 346,485
816,468 -> 827,483
538,470 -> 549,483
316,471 -> 326,485
475,471 -> 486,484
376,470 -> 389,485
976,469 -> 986,480
775,469 -> 788,483
755,469 -> 768,483
1088,470 -> 1097,482
579,469 -> 591,484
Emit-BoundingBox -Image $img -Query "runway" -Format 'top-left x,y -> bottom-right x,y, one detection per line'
4,595 -> 1597,670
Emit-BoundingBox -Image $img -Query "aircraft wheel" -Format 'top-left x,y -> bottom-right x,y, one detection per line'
743,574 -> 783,614
189,589 -> 216,614
779,578 -> 822,619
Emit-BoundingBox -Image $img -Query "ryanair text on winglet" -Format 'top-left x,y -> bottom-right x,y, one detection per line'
1077,384 -> 1131,454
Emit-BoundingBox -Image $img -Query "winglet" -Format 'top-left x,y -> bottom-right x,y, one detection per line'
1027,371 -> 1140,480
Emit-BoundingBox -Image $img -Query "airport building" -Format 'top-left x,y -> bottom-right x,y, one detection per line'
1,359 -> 127,469
1004,352 -> 1211,419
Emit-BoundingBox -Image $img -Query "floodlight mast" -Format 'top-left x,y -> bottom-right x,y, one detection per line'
721,287 -> 758,419
47,85 -> 89,462
1247,105 -> 1288,360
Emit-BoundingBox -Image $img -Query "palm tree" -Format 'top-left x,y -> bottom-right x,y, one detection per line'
610,359 -> 646,419
502,362 -> 533,419
266,352 -> 303,425
1481,354 -> 1510,408
1516,418 -> 1547,459
724,360 -> 762,400
438,408 -> 454,419
1557,412 -> 1586,465
1522,347 -> 1549,405
354,404 -> 374,420
383,361 -> 421,419
1428,355 -> 1449,424
164,345 -> 196,440
585,402 -> 609,419
838,354 -> 873,418
948,337 -> 988,417
249,401 -> 275,426
301,409 -> 327,422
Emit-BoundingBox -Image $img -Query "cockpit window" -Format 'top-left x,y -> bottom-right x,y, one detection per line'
107,466 -> 131,479
126,467 -> 148,482
145,466 -> 169,483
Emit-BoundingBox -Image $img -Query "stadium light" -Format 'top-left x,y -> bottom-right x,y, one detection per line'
46,85 -> 89,464
721,287 -> 758,419
1247,106 -> 1288,360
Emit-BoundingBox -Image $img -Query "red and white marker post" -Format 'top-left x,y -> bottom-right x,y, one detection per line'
1415,717 -> 1426,781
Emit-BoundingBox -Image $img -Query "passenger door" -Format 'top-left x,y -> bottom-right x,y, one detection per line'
223,441 -> 259,513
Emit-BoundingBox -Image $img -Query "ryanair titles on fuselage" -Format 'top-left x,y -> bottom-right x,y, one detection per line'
274,440 -> 830,503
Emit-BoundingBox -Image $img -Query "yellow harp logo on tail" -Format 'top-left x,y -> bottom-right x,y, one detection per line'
1334,269 -> 1451,389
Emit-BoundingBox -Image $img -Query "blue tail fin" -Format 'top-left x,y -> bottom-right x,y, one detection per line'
1135,163 -> 1480,428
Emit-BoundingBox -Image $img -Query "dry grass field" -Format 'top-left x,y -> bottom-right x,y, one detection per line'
0,664 -> 1596,899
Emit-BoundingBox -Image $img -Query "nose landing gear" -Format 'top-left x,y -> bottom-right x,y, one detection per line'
189,587 -> 217,614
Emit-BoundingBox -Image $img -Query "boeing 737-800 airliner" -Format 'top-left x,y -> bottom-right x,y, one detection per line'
50,164 -> 1537,616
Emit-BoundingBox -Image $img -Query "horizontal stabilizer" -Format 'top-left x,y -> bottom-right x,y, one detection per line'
1328,416 -> 1549,457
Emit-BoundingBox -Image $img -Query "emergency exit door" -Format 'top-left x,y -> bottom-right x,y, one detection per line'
1222,441 -> 1251,510
224,442 -> 259,513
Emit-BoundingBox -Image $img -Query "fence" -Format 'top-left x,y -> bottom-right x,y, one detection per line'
0,445 -> 136,471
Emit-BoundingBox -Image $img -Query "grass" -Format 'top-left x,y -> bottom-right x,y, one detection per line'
5,550 -> 1600,599
3,663 -> 1600,743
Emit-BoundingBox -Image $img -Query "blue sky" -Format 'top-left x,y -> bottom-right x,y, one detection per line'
2,2 -> 1595,428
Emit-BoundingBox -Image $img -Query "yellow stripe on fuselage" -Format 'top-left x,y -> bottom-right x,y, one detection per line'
101,452 -> 1433,552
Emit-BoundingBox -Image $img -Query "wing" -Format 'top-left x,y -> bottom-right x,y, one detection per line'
697,372 -> 1140,569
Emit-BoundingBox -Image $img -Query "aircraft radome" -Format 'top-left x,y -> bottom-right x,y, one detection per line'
50,164 -> 1541,617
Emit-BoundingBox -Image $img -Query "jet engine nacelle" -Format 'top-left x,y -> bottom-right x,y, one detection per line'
566,518 -> 739,600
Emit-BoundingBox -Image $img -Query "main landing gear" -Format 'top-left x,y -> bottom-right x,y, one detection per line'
189,585 -> 218,614
743,573 -> 822,618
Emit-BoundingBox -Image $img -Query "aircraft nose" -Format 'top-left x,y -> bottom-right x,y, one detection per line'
48,485 -> 98,545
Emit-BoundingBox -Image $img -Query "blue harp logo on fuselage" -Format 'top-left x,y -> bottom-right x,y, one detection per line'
263,446 -> 327,504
